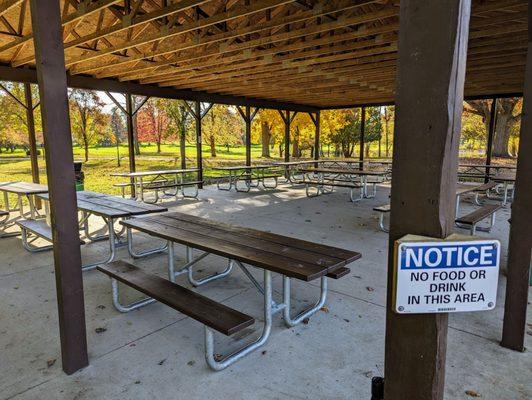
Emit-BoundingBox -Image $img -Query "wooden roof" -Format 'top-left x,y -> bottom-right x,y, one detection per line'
0,0 -> 528,109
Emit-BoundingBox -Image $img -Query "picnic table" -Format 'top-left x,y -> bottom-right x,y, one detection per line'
213,165 -> 282,192
106,211 -> 361,370
111,168 -> 200,203
299,167 -> 390,200
25,191 -> 167,270
0,182 -> 48,237
272,160 -> 322,182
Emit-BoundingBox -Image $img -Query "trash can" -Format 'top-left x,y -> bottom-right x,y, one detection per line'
74,161 -> 84,191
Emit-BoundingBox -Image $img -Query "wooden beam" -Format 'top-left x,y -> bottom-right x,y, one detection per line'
501,0 -> 532,353
313,110 -> 320,161
0,64 -> 319,112
284,110 -> 290,163
125,93 -> 136,197
29,0 -> 88,375
359,106 -> 366,167
24,83 -> 40,187
245,105 -> 251,166
0,0 -> 23,18
195,101 -> 203,188
384,1 -> 471,399
485,98 -> 498,182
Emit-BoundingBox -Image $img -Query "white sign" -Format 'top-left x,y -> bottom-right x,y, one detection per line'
394,237 -> 500,314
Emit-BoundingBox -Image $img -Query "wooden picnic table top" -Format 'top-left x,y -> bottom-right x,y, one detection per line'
272,160 -> 320,166
110,168 -> 199,178
458,163 -> 516,170
121,212 -> 361,281
212,165 -> 277,171
300,167 -> 389,176
38,191 -> 167,218
0,181 -> 48,195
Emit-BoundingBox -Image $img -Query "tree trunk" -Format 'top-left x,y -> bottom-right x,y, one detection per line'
156,139 -> 161,153
492,113 -> 512,157
83,134 -> 89,162
209,135 -> 216,157
133,114 -> 141,155
261,121 -> 271,157
179,131 -> 186,169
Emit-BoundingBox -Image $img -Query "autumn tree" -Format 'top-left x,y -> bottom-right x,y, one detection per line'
163,100 -> 192,167
69,89 -> 109,161
0,83 -> 42,152
252,109 -> 285,158
110,106 -> 126,166
320,109 -> 352,157
464,98 -> 522,158
202,105 -> 241,157
136,98 -> 171,153
364,107 -> 383,157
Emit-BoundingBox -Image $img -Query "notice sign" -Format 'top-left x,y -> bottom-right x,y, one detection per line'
394,237 -> 500,314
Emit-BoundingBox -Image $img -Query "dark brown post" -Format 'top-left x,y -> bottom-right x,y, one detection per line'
359,106 -> 366,168
125,94 -> 136,197
30,0 -> 88,375
313,111 -> 320,161
501,3 -> 532,353
245,106 -> 252,166
284,110 -> 290,163
384,1 -> 470,399
24,83 -> 40,185
195,101 -> 203,188
485,98 -> 498,182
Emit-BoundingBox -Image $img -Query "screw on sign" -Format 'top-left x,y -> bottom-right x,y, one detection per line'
393,236 -> 500,314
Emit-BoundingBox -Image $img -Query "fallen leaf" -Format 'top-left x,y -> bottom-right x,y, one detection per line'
302,318 -> 310,325
363,371 -> 372,378
465,390 -> 481,398
366,286 -> 375,292
96,305 -> 106,310
95,327 -> 107,334
187,360 -> 195,366
134,380 -> 141,385
158,359 -> 166,366
261,350 -> 267,355
46,359 -> 56,368
343,319 -> 350,323
320,306 -> 330,313
213,354 -> 223,362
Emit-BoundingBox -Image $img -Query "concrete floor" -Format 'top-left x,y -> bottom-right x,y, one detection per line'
0,183 -> 530,400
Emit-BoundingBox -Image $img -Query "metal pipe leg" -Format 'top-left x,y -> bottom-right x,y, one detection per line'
20,229 -> 53,252
127,227 -> 168,259
187,246 -> 233,287
282,276 -> 327,327
305,183 -> 321,198
205,269 -> 273,371
83,213 -> 110,242
378,213 -> 389,233
181,184 -> 199,199
349,186 -> 364,202
111,278 -> 156,313
81,219 -> 118,271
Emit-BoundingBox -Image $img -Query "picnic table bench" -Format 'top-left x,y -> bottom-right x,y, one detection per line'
0,182 -> 48,237
19,191 -> 167,270
455,204 -> 502,235
213,165 -> 283,192
298,167 -> 388,201
111,169 -> 201,203
102,211 -> 361,370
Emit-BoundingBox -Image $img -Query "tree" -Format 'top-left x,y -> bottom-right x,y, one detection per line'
164,100 -> 192,167
329,110 -> 361,158
382,106 -> 394,157
253,109 -> 285,158
364,107 -> 383,157
465,98 -> 522,158
110,106 -> 126,166
136,98 -> 171,153
202,105 -> 241,157
69,89 -> 109,161
320,109 -> 352,157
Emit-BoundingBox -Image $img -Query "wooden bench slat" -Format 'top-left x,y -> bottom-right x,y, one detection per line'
151,214 -> 346,269
304,180 -> 361,189
122,218 -> 331,281
145,181 -> 203,190
326,267 -> 350,279
82,196 -> 166,216
17,219 -> 53,241
98,261 -> 254,336
373,204 -> 391,212
0,210 -> 8,217
473,181 -> 498,192
160,212 -> 360,263
455,204 -> 502,225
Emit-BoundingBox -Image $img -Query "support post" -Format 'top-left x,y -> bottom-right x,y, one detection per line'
24,83 -> 40,186
313,111 -> 320,161
245,106 -> 251,166
485,98 -> 497,183
501,3 -> 532,352
384,2 -> 470,400
360,106 -> 366,169
125,93 -> 136,197
30,0 -> 88,375
195,101 -> 203,188
284,110 -> 290,163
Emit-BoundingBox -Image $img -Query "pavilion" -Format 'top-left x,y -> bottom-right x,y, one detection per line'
0,1 -> 530,399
